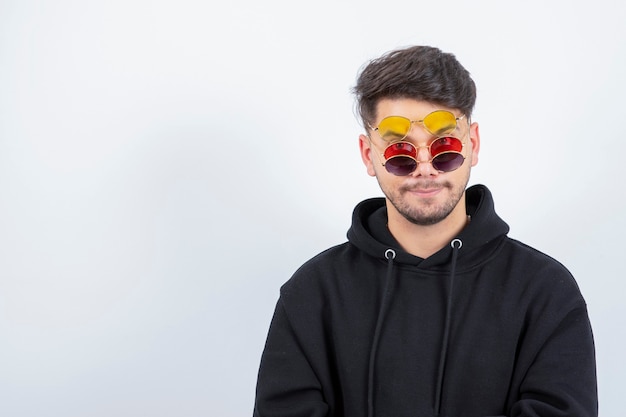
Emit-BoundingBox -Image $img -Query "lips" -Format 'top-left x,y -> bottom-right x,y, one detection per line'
411,188 -> 442,197
402,181 -> 448,197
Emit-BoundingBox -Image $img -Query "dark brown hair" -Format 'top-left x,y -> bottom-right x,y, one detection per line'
352,45 -> 477,128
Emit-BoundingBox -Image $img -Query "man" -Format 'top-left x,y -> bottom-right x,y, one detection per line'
253,45 -> 597,417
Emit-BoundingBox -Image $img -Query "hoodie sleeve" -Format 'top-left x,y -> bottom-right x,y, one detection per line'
253,299 -> 329,417
445,305 -> 597,417
507,305 -> 598,417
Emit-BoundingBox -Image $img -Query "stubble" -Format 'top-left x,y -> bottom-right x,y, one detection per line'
380,178 -> 469,226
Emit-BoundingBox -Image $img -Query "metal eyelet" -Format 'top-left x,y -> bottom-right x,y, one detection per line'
450,239 -> 463,249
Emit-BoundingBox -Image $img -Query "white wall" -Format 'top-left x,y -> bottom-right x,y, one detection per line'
0,1 -> 623,416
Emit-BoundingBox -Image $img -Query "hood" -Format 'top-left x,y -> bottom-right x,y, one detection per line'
346,184 -> 510,268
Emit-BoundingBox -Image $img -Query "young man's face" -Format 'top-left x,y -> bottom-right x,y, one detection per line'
359,98 -> 480,226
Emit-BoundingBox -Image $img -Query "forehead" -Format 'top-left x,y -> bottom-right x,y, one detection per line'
375,98 -> 459,122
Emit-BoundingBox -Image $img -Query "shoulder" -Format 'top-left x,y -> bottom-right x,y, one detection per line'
503,237 -> 574,277
499,237 -> 586,306
279,241 -> 381,310
281,242 -> 363,293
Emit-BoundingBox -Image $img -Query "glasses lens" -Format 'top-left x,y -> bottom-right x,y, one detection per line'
384,142 -> 416,159
386,156 -> 417,176
432,153 -> 465,172
430,137 -> 463,156
423,111 -> 458,136
377,116 -> 411,141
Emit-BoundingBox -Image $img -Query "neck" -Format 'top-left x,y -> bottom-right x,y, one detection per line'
386,197 -> 469,259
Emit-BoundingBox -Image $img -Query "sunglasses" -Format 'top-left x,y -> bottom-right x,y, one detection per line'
369,110 -> 467,176
380,138 -> 465,175
372,110 -> 465,141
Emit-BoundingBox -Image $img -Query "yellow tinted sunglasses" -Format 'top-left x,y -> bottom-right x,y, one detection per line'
371,110 -> 465,142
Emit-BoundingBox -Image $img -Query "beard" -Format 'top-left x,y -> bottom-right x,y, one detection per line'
379,177 -> 469,226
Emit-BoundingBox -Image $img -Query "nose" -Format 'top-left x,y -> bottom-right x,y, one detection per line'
410,145 -> 439,177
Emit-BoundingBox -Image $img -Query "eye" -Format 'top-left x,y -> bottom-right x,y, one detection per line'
394,143 -> 412,151
384,142 -> 416,159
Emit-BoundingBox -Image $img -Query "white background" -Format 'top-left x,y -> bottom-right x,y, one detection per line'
0,1 -> 624,416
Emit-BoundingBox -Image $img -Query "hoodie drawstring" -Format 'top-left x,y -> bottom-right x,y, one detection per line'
367,248 -> 397,417
434,238 -> 463,416
366,240 -> 463,417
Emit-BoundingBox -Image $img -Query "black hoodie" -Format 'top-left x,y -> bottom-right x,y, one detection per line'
254,185 -> 597,417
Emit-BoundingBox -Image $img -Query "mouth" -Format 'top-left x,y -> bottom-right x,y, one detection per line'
403,181 -> 447,198
409,187 -> 442,198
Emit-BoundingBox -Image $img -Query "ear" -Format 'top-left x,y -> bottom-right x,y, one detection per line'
468,122 -> 480,167
359,134 -> 377,177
